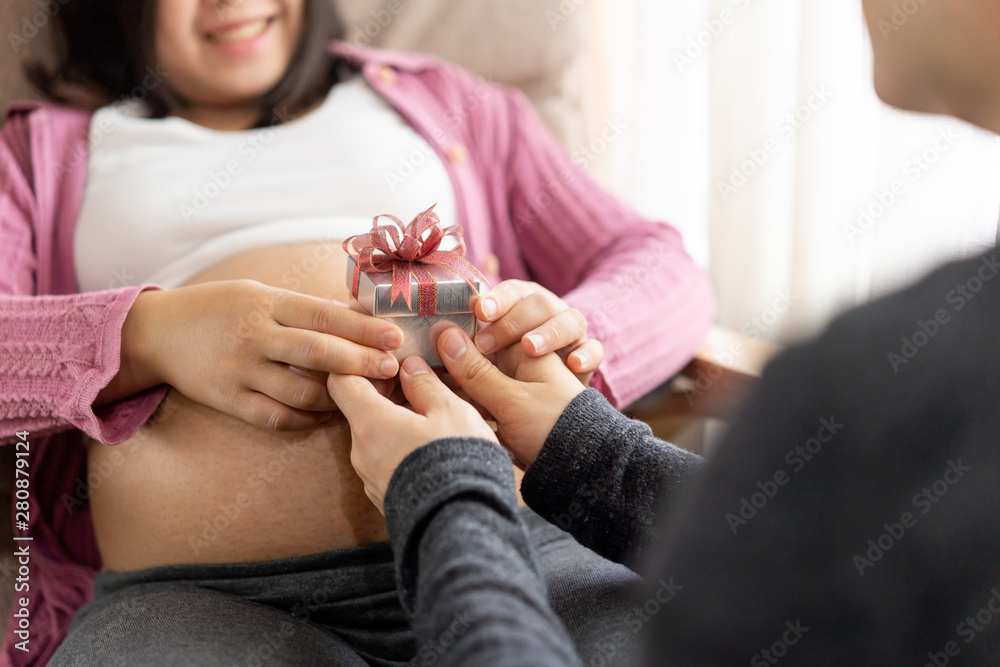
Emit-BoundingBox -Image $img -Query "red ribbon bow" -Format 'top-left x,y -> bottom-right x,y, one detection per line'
343,205 -> 488,315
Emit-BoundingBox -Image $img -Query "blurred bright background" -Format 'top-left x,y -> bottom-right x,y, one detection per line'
588,0 -> 1000,345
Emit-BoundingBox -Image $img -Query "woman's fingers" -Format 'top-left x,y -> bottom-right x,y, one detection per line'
266,327 -> 399,379
565,338 -> 604,375
476,291 -> 566,355
472,281 -> 595,385
231,390 -> 333,432
473,280 -> 538,323
271,290 -> 403,351
249,363 -> 337,412
286,365 -> 329,382
521,308 -> 589,356
496,339 -> 583,384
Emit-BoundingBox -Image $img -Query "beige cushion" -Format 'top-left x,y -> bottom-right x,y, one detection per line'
0,0 -> 595,145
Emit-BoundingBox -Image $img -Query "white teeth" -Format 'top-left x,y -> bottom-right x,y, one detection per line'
209,19 -> 268,44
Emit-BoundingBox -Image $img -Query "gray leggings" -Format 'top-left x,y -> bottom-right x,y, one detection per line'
51,509 -> 643,666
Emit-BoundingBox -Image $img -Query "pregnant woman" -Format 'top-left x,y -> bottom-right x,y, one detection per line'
0,0 -> 713,664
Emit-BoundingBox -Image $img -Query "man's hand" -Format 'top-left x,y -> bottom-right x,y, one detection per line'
328,357 -> 499,514
472,280 -> 604,385
437,327 -> 586,468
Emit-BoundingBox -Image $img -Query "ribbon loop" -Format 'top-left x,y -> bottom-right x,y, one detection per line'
343,205 -> 488,315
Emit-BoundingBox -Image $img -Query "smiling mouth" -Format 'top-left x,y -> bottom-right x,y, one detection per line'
206,17 -> 274,44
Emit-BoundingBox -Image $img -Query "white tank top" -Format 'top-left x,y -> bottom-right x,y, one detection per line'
74,75 -> 458,291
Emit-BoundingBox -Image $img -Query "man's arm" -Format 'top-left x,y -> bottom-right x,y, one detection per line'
521,389 -> 704,567
384,438 -> 582,667
332,330 -> 694,662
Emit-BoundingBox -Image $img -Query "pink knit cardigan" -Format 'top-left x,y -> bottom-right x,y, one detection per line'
0,44 -> 714,665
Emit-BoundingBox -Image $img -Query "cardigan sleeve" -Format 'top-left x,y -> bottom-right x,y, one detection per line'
521,389 -> 704,567
501,90 -> 715,408
0,112 -> 166,446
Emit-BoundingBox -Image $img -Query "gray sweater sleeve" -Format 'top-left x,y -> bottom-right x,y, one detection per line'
521,388 -> 704,566
384,438 -> 582,667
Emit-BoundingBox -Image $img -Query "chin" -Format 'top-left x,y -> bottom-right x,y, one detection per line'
871,66 -> 933,114
229,81 -> 285,103
220,71 -> 288,103
199,47 -> 292,101
872,76 -> 914,111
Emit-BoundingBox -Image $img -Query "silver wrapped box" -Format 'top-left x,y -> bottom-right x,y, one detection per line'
347,256 -> 485,367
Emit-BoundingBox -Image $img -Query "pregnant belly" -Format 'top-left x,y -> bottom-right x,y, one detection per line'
87,243 -> 391,572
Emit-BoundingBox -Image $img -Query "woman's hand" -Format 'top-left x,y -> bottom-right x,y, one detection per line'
436,327 -> 586,468
327,356 -> 499,514
98,280 -> 404,431
471,280 -> 604,385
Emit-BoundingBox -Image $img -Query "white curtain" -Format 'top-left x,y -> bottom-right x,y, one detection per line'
594,0 -> 1000,343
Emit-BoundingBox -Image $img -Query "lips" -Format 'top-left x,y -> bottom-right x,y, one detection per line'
206,17 -> 273,44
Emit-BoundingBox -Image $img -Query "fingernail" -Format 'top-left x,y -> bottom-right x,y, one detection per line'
475,332 -> 494,355
526,333 -> 545,354
381,357 -> 399,378
402,356 -> 431,376
443,329 -> 469,360
481,298 -> 498,320
382,329 -> 403,350
572,352 -> 588,370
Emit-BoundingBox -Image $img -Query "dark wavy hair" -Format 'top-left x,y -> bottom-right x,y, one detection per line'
26,0 -> 345,127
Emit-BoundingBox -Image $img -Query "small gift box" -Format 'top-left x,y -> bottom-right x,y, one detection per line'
344,206 -> 488,367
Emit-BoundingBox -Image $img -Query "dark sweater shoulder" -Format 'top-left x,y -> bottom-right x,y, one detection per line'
786,250 -> 1000,463
687,249 -> 1000,517
650,250 -> 1000,666
827,250 -> 1000,379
